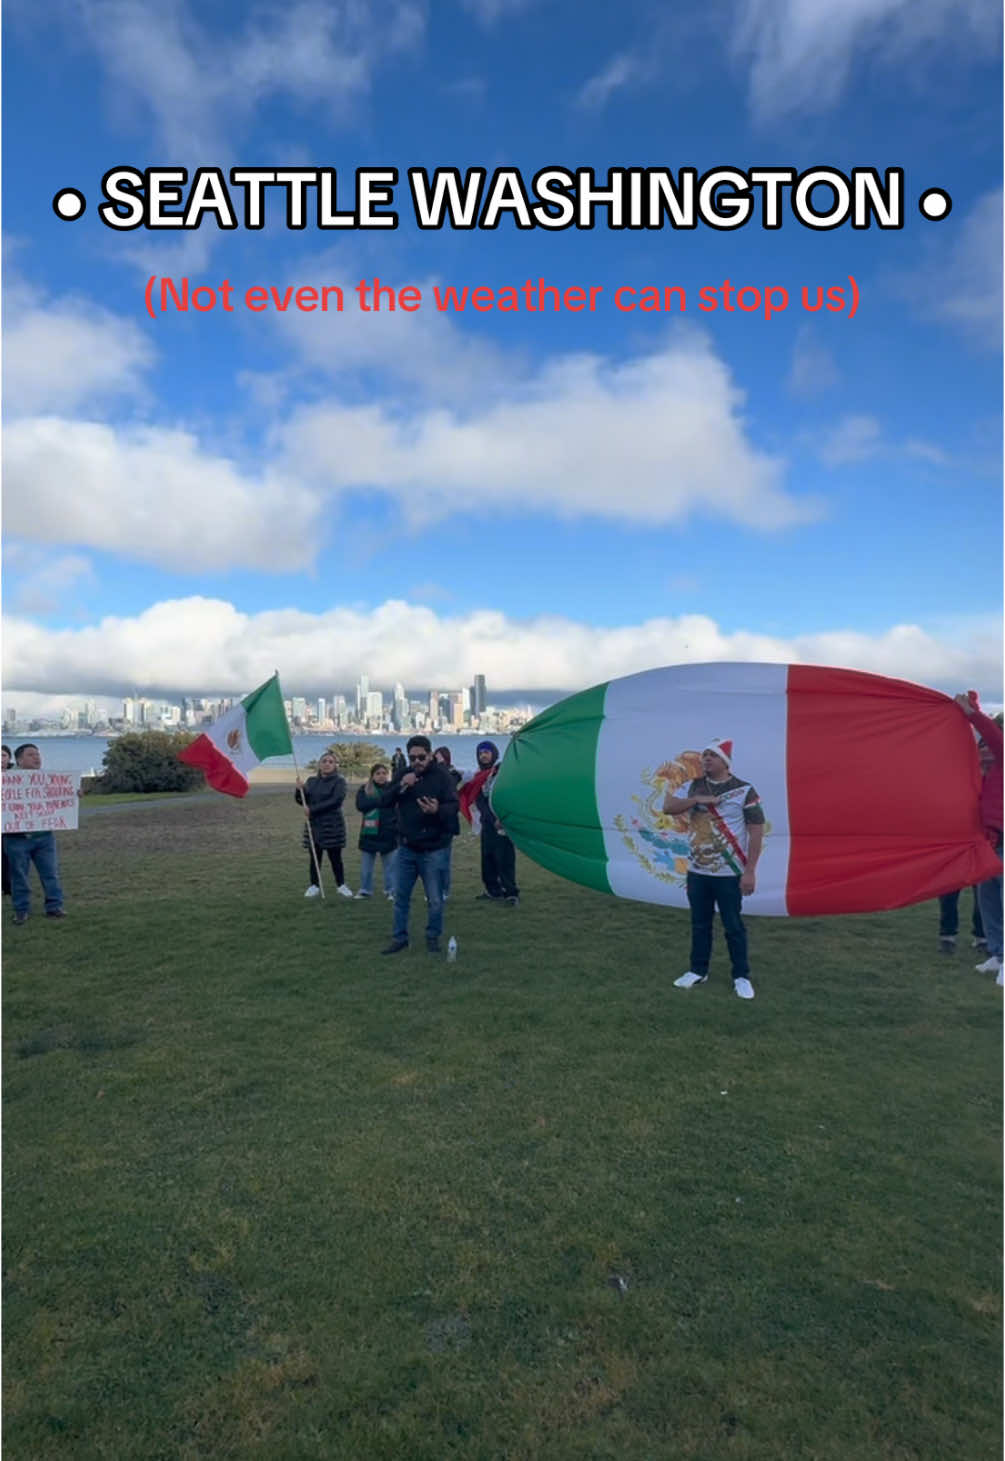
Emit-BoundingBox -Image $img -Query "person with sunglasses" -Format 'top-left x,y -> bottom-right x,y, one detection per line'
378,735 -> 459,955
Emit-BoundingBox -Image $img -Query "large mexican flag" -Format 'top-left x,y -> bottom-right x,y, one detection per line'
178,674 -> 293,797
490,662 -> 999,916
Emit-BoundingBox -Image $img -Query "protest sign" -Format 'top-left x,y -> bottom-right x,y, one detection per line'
2,770 -> 80,833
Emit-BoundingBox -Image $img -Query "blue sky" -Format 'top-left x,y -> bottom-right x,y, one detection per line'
3,0 -> 1002,714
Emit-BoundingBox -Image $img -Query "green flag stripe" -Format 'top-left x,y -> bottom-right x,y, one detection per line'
242,675 -> 293,760
491,681 -> 611,894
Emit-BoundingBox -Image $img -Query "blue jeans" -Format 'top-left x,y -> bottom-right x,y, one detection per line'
687,871 -> 749,980
4,833 -> 63,915
359,848 -> 397,897
938,888 -> 984,939
392,845 -> 449,944
977,842 -> 1003,958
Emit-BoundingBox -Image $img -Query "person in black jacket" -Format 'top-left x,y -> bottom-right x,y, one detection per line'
355,763 -> 398,899
433,746 -> 463,900
295,751 -> 353,899
473,740 -> 519,905
379,735 -> 458,955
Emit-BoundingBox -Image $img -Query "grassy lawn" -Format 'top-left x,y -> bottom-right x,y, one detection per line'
4,789 -> 1001,1459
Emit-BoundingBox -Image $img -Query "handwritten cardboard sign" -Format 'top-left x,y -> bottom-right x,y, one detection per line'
2,770 -> 80,833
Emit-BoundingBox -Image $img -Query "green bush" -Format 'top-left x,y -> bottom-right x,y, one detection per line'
99,731 -> 205,793
306,741 -> 388,778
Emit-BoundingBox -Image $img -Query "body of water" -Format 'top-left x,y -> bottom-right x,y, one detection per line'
7,732 -> 512,777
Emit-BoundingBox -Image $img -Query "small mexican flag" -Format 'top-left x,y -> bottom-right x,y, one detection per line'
178,674 -> 293,797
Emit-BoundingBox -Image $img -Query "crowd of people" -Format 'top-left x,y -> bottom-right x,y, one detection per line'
4,694 -> 1002,989
294,735 -> 519,956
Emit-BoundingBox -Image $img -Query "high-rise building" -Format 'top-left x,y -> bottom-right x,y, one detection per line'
333,694 -> 348,726
316,697 -> 326,724
472,674 -> 487,714
365,690 -> 384,725
428,690 -> 438,725
291,697 -> 307,725
356,675 -> 370,717
450,691 -> 466,729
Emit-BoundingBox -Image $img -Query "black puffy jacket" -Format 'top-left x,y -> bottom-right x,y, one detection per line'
295,773 -> 347,849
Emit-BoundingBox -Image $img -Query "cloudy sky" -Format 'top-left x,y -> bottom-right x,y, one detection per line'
3,0 -> 1002,716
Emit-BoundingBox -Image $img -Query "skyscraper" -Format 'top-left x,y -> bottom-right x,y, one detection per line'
472,674 -> 487,714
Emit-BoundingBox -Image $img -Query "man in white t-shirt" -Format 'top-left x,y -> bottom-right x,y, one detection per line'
662,737 -> 765,1000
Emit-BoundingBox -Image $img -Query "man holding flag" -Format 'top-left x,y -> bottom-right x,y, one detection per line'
662,738 -> 765,1000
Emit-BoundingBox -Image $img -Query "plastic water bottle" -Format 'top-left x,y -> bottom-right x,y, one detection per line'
446,937 -> 458,963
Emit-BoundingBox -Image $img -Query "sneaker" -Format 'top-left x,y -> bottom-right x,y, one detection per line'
973,937 -> 988,950
386,892 -> 395,901
505,895 -> 520,906
304,885 -> 321,899
354,891 -> 371,899
937,936 -> 956,955
45,909 -> 67,919
380,939 -> 408,955
475,892 -> 502,901
13,911 -> 28,925
733,977 -> 756,1000
975,955 -> 1002,975
997,969 -> 1003,987
426,938 -> 441,954
673,971 -> 707,989
337,884 -> 354,899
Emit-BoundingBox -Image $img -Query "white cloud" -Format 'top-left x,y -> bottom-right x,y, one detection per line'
3,277 -> 154,415
3,418 -> 323,572
914,189 -> 1003,351
2,334 -> 816,573
733,0 -> 1000,119
277,334 -> 820,530
817,414 -> 883,466
459,0 -> 537,23
66,0 -> 424,156
787,328 -> 840,397
816,413 -> 949,468
3,597 -> 1001,701
270,259 -> 512,401
576,54 -> 644,110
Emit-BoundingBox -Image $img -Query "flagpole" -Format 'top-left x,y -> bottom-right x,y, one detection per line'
287,690 -> 325,900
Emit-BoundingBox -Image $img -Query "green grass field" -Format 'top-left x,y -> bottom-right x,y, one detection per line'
4,789 -> 1001,1459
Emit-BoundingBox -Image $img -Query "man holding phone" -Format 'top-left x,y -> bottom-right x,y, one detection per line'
379,735 -> 459,955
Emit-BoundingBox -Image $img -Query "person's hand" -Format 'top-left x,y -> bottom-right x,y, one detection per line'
401,772 -> 418,788
693,793 -> 721,806
954,692 -> 976,717
295,776 -> 305,788
417,795 -> 439,813
740,869 -> 756,896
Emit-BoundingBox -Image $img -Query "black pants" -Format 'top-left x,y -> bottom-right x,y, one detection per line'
687,871 -> 748,979
309,848 -> 345,887
480,824 -> 518,898
938,888 -> 984,939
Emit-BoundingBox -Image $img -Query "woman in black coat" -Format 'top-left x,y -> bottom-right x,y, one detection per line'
295,750 -> 353,898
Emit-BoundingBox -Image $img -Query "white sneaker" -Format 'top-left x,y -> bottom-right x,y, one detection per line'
304,885 -> 321,898
733,977 -> 755,1000
997,969 -> 1003,987
354,890 -> 371,899
975,955 -> 1002,974
386,892 -> 395,900
337,884 -> 354,899
673,971 -> 708,989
